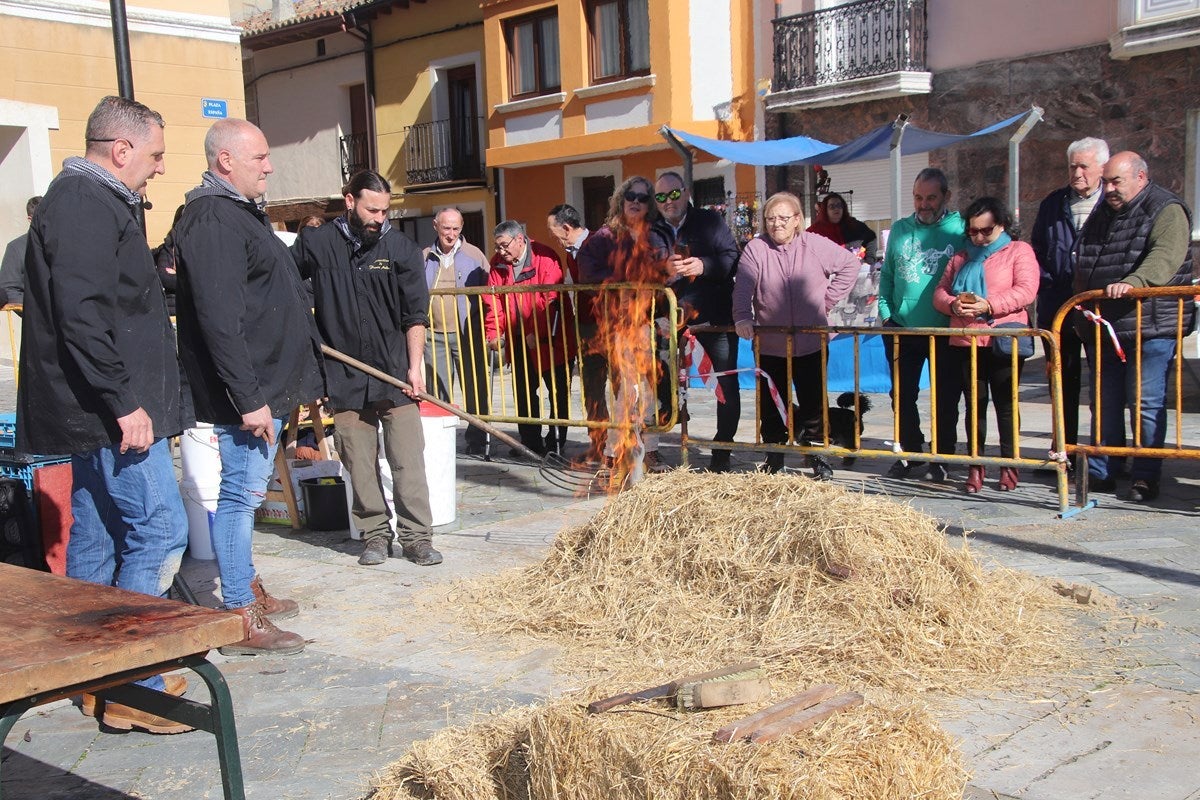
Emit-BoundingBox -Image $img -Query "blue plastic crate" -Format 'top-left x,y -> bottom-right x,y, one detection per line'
0,450 -> 71,496
0,412 -> 14,450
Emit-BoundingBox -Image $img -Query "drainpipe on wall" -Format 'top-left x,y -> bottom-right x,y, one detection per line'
108,0 -> 147,231
343,12 -> 377,173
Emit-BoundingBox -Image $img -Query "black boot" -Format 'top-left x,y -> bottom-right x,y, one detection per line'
706,450 -> 732,473
763,452 -> 785,474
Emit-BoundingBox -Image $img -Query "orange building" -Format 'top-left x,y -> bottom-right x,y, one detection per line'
482,0 -> 763,249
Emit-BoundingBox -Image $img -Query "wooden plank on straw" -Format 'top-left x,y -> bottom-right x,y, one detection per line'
747,692 -> 864,743
712,684 -> 839,743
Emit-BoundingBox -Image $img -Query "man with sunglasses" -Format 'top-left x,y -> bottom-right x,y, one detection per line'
651,171 -> 741,472
18,96 -> 195,735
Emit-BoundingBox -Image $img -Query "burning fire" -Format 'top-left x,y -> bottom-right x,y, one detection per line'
593,220 -> 672,491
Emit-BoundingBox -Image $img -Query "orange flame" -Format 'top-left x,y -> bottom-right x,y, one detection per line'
594,221 -> 671,491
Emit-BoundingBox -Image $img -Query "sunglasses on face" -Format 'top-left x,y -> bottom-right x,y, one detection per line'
624,190 -> 651,204
967,225 -> 997,238
654,188 -> 683,203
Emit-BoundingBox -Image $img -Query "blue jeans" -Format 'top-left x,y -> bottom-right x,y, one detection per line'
1085,337 -> 1175,482
212,420 -> 283,609
70,438 -> 188,691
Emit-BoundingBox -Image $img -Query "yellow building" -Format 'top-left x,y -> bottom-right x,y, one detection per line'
372,0 -> 493,249
0,0 -> 245,244
482,0 -> 761,247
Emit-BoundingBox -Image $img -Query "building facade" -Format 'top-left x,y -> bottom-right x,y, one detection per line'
762,0 -> 1200,251
0,0 -> 245,244
482,0 -> 762,251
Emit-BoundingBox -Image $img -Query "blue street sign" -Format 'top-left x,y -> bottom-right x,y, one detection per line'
202,98 -> 228,119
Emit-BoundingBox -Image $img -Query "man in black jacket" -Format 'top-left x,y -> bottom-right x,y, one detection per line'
1073,151 -> 1194,503
18,96 -> 194,735
652,171 -> 741,473
175,118 -> 324,654
292,170 -> 438,568
1030,137 -> 1107,450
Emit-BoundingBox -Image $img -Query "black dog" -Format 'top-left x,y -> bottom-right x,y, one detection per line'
788,392 -> 872,466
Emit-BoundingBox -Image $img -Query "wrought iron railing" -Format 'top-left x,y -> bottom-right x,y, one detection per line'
404,117 -> 485,186
772,0 -> 926,92
339,132 -> 371,183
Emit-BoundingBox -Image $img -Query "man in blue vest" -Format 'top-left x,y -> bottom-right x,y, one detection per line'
1073,151 -> 1194,503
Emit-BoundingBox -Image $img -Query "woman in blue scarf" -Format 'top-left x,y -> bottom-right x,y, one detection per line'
933,197 -> 1039,493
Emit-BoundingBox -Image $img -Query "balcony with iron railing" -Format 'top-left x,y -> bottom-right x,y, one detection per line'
339,132 -> 371,184
766,0 -> 930,112
403,117 -> 486,188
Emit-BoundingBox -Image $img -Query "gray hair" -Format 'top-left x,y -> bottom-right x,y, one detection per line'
1067,137 -> 1110,165
913,167 -> 949,195
85,96 -> 164,152
493,220 -> 525,240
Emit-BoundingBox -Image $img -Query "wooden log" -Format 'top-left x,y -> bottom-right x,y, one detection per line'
747,692 -> 864,743
712,684 -> 839,742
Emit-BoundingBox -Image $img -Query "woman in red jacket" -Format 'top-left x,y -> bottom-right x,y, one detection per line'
933,196 -> 1038,493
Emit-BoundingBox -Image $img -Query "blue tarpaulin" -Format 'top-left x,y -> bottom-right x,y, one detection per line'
664,111 -> 1028,167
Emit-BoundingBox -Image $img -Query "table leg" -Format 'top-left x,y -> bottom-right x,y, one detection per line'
0,699 -> 36,800
188,659 -> 246,800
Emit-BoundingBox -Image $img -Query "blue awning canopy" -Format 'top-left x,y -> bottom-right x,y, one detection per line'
664,111 -> 1029,166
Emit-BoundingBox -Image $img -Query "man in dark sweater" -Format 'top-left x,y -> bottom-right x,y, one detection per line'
18,96 -> 193,735
174,118 -> 324,654
0,195 -> 41,308
292,170 -> 438,568
1073,151 -> 1194,503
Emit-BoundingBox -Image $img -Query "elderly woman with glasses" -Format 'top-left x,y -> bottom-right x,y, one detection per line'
576,175 -> 673,473
933,196 -> 1038,494
733,192 -> 861,477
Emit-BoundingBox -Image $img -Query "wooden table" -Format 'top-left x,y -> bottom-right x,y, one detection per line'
0,563 -> 247,799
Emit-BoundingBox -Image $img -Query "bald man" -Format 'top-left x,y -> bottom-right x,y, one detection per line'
1072,150 -> 1194,503
174,118 -> 325,653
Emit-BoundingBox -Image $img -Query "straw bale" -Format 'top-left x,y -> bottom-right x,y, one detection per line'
458,471 -> 1081,698
369,695 -> 966,800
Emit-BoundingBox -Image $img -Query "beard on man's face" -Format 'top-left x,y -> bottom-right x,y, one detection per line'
348,211 -> 383,247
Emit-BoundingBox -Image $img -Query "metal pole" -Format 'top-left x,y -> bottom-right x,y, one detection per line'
109,0 -> 135,99
889,114 -> 910,224
659,125 -> 693,192
1007,105 -> 1044,226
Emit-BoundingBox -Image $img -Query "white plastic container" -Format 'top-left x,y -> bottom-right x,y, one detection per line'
180,424 -> 221,486
420,403 -> 458,526
180,479 -> 218,560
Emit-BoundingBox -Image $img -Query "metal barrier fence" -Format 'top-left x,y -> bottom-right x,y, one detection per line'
679,323 -> 1073,513
425,283 -> 680,448
1049,285 -> 1200,512
1,307 -> 19,389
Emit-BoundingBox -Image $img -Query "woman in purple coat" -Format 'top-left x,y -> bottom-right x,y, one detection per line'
733,192 -> 861,477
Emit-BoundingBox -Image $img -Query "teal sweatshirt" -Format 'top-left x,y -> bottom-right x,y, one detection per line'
878,211 -> 967,327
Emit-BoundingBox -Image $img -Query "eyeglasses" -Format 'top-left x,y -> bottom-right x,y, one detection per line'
654,188 -> 683,203
624,190 -> 652,204
764,214 -> 796,225
967,225 -> 997,238
494,236 -> 522,252
86,137 -> 132,147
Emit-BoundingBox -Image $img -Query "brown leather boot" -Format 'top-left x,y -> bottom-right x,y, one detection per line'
81,673 -> 188,718
219,602 -> 305,656
98,702 -> 194,735
251,574 -> 299,620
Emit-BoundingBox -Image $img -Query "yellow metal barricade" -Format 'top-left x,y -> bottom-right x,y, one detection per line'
1050,285 -> 1200,511
680,323 -> 1073,514
1,306 -> 20,389
425,284 -> 680,443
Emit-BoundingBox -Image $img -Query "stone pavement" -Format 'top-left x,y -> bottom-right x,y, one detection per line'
0,350 -> 1198,799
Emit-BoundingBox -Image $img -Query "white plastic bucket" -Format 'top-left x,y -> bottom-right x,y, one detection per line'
421,404 -> 458,526
180,424 -> 221,486
180,480 -> 218,560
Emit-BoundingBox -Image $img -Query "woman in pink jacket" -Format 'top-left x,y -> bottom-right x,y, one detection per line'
733,192 -> 861,477
933,196 -> 1039,493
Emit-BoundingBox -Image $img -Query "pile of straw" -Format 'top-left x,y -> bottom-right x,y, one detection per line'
458,470 -> 1080,698
370,471 -> 1091,799
372,696 -> 966,800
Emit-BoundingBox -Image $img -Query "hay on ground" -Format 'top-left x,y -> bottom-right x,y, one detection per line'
456,471 -> 1082,698
369,695 -> 967,800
